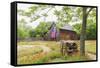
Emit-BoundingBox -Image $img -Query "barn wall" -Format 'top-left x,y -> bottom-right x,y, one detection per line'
60,30 -> 78,40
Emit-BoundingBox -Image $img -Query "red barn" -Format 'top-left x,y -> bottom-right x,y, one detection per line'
44,22 -> 77,41
59,24 -> 77,40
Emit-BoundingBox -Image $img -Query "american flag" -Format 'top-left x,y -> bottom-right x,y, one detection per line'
51,27 -> 56,38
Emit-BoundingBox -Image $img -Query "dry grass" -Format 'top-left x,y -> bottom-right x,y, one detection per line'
17,45 -> 43,64
85,40 -> 96,54
17,40 -> 96,65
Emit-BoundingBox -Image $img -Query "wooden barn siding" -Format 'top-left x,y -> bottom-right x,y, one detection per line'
60,30 -> 78,40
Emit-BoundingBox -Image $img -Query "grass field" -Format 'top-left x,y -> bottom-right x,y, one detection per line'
85,40 -> 96,54
17,40 -> 96,65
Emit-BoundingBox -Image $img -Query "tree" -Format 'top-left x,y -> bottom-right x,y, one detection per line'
29,21 -> 51,38
17,19 -> 33,40
80,7 -> 93,56
73,22 -> 96,40
54,6 -> 74,27
86,22 -> 96,40
73,23 -> 82,39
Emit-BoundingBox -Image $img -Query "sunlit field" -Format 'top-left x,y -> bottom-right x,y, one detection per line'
17,40 -> 96,65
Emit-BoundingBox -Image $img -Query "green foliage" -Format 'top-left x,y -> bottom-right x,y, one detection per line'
17,19 -> 33,39
76,7 -> 83,19
30,21 -> 51,38
17,4 -> 96,40
18,5 -> 38,17
86,22 -> 96,40
73,23 -> 82,35
17,28 -> 29,39
73,22 -> 96,40
54,6 -> 73,27
73,8 -> 96,40
86,8 -> 96,40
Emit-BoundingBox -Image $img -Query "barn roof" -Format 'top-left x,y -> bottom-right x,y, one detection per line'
60,24 -> 73,31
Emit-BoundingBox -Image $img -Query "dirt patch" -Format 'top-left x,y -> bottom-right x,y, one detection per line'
86,52 -> 96,60
18,45 -> 51,53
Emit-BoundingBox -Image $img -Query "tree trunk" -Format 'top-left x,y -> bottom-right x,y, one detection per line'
80,7 -> 87,56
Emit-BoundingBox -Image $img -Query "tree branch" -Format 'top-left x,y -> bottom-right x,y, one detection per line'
54,7 -> 60,21
86,8 -> 93,16
43,7 -> 53,21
